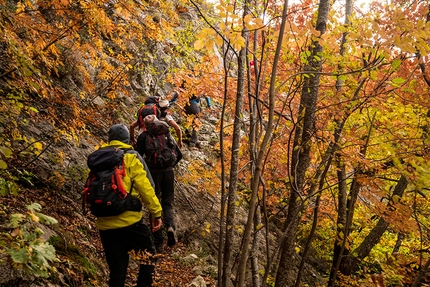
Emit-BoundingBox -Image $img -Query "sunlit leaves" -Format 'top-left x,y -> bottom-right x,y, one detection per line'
391,77 -> 406,87
195,1 -> 266,53
194,27 -> 226,51
244,14 -> 265,30
229,32 -> 246,51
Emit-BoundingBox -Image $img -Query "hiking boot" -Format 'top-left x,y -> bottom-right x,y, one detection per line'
183,138 -> 190,146
167,227 -> 177,246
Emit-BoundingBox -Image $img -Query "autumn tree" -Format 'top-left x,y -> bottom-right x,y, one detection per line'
192,0 -> 430,286
3,0 -> 430,286
0,0 -> 207,182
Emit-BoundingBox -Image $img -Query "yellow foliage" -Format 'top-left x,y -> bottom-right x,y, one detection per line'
33,142 -> 43,151
29,212 -> 40,222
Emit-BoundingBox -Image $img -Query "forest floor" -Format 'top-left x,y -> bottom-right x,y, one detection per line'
139,243 -> 216,287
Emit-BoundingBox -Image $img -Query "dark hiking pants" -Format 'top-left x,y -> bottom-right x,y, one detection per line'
184,102 -> 200,145
99,220 -> 156,287
150,169 -> 175,245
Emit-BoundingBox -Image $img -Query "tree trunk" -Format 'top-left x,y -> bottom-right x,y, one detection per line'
295,193 -> 321,287
251,204 -> 262,287
411,256 -> 430,287
327,159 -> 347,286
275,0 -> 331,285
221,15 -> 247,287
217,44 -> 233,287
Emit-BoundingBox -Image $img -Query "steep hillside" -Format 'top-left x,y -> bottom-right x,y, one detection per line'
0,100 -> 224,286
0,0 -> 226,286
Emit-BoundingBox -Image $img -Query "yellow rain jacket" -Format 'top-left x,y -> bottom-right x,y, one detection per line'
95,140 -> 162,230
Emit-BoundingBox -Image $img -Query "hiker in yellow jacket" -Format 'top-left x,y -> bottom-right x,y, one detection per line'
96,124 -> 162,287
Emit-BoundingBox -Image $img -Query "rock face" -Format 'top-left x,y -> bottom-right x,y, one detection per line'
190,275 -> 207,287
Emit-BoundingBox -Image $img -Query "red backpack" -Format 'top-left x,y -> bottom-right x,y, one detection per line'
136,97 -> 161,130
137,121 -> 182,169
82,147 -> 142,217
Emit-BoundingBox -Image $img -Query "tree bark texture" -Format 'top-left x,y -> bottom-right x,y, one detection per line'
221,37 -> 247,287
275,0 -> 331,285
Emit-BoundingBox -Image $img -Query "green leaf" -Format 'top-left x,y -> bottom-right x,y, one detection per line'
392,77 -> 405,85
9,213 -> 25,228
338,75 -> 347,81
35,212 -> 58,225
0,146 -> 12,158
32,242 -> 57,264
0,160 -> 7,169
9,247 -> 30,264
27,203 -> 42,212
29,107 -> 39,113
391,59 -> 401,70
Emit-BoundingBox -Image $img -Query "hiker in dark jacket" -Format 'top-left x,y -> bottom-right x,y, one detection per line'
136,115 -> 180,251
184,94 -> 211,148
130,97 -> 183,148
130,97 -> 160,145
97,124 -> 162,287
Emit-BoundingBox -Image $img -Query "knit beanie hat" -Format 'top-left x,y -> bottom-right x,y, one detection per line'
108,124 -> 130,144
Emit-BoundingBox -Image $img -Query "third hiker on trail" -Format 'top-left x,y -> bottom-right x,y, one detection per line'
136,114 -> 182,252
130,96 -> 161,146
177,78 -> 212,148
130,96 -> 182,149
183,94 -> 211,148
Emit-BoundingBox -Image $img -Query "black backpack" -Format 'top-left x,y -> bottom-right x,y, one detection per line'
82,147 -> 142,217
139,121 -> 182,168
144,96 -> 160,105
136,97 -> 161,130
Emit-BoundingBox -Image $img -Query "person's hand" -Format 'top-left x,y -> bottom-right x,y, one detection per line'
177,140 -> 183,149
152,217 -> 162,232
